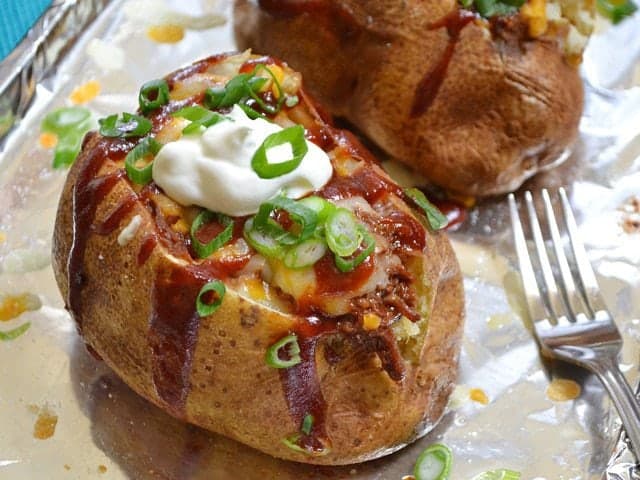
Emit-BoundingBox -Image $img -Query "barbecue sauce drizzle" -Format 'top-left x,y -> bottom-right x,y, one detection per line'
257,1 -> 474,118
411,9 -> 476,117
67,55 -> 426,450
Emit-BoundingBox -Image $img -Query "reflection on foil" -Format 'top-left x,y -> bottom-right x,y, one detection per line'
0,0 -> 639,478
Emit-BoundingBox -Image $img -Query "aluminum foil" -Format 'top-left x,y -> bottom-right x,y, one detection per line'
0,1 -> 638,478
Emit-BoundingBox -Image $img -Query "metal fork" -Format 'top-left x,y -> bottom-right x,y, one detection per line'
509,188 -> 640,462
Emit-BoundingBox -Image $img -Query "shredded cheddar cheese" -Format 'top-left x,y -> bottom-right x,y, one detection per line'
39,132 -> 58,149
70,80 -> 101,104
147,24 -> 185,43
470,388 -> 490,405
0,232 -> 6,244
547,378 -> 581,401
363,313 -> 382,331
246,277 -> 268,302
521,0 -> 549,38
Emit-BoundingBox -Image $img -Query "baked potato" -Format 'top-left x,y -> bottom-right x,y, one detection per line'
52,51 -> 464,465
233,0 -> 595,196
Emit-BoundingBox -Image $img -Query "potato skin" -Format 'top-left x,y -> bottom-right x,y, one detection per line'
234,0 -> 584,196
52,54 -> 464,465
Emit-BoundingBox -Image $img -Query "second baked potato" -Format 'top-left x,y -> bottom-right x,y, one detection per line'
234,0 -> 594,196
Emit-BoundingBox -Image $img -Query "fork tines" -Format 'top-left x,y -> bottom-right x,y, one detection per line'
508,188 -> 607,328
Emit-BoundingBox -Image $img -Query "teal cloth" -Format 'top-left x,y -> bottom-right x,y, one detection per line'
0,0 -> 52,60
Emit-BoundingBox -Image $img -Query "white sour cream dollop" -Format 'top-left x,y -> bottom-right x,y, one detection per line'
152,105 -> 333,216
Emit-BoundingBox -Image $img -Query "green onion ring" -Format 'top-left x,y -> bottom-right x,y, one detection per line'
196,280 -> 226,317
251,125 -> 308,179
265,334 -> 301,369
325,207 -> 363,257
190,210 -> 234,259
124,137 -> 162,185
283,238 -> 327,269
253,196 -> 318,246
334,226 -> 375,273
243,218 -> 284,258
138,79 -> 170,114
297,196 -> 336,225
413,443 -> 453,480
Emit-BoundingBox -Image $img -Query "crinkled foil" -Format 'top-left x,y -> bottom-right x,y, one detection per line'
0,1 -> 638,478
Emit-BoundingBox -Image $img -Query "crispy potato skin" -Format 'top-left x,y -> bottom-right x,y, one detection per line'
234,0 -> 584,196
52,55 -> 464,465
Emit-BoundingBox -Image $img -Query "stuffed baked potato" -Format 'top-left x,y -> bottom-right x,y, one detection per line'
234,0 -> 595,196
52,51 -> 464,465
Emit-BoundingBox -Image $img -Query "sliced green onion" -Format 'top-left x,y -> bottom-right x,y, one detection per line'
472,0 -> 522,16
139,79 -> 170,114
265,334 -> 301,368
597,0 -> 637,23
301,414 -> 314,435
99,112 -> 152,138
404,188 -> 448,231
41,107 -> 93,168
282,435 -> 308,454
334,227 -> 375,273
124,137 -> 162,185
253,196 -> 318,246
325,208 -> 363,257
0,322 -> 31,341
190,210 -> 234,258
252,125 -> 308,179
172,105 -> 228,134
282,434 -> 330,456
414,443 -> 452,480
51,131 -> 85,169
243,218 -> 284,258
42,107 -> 91,135
248,64 -> 284,115
237,102 -> 263,119
204,65 -> 285,115
471,469 -> 521,480
196,280 -> 226,317
205,73 -> 263,109
284,238 -> 327,269
297,196 -> 336,224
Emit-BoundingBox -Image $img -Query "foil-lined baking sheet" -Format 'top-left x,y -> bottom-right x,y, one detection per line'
0,1 -> 638,478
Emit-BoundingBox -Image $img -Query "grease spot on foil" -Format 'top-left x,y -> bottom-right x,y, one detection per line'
486,312 -> 514,330
32,405 -> 58,440
451,240 -> 512,286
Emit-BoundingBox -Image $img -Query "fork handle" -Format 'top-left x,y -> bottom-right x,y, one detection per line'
589,356 -> 640,461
